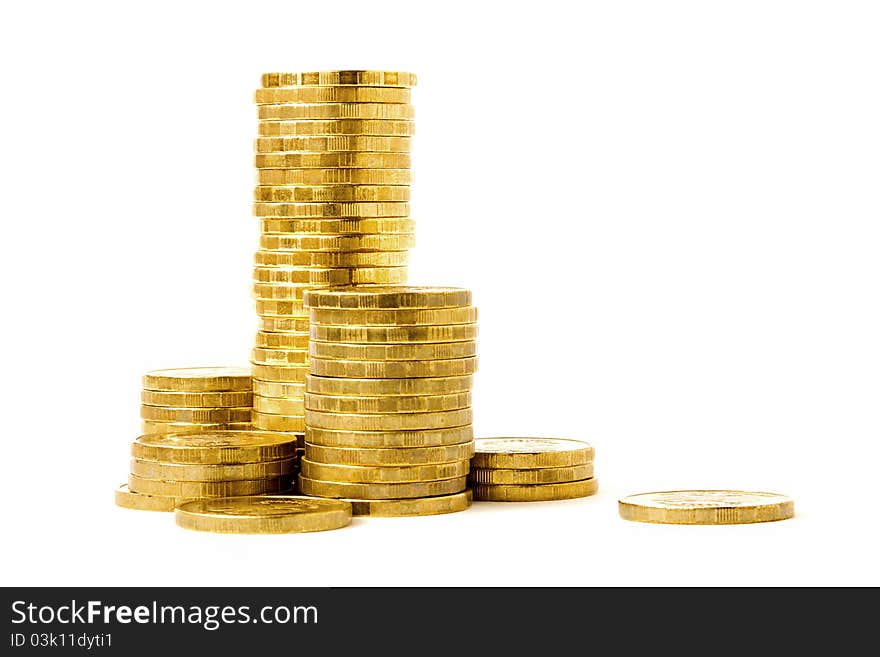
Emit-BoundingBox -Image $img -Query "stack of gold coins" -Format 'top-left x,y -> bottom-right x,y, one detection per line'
469,438 -> 598,502
115,430 -> 298,512
252,70 -> 417,445
300,286 -> 477,517
140,367 -> 253,435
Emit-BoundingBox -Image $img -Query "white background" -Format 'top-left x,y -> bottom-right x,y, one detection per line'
1,0 -> 878,586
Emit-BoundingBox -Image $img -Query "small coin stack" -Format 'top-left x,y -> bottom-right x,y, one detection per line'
140,367 -> 253,435
115,430 -> 298,512
252,71 -> 417,446
470,438 -> 598,502
299,286 -> 477,516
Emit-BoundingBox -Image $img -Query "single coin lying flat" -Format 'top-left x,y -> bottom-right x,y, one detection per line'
618,490 -> 795,525
174,495 -> 352,533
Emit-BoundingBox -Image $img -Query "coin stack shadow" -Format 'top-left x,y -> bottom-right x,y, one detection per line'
299,286 -> 478,516
140,367 -> 254,435
251,71 -> 418,456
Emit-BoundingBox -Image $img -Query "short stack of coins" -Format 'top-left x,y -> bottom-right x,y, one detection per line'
300,286 -> 477,516
140,367 -> 253,435
252,70 -> 417,445
469,438 -> 598,502
115,430 -> 298,512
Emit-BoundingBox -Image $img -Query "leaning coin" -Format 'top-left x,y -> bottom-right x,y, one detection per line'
114,484 -> 181,512
174,496 -> 352,534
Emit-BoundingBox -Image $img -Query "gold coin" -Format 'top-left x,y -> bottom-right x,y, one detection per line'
309,357 -> 478,379
251,411 -> 305,432
309,306 -> 476,326
251,363 -> 309,383
130,458 -> 295,482
175,495 -> 352,534
471,437 -> 595,469
259,233 -> 415,252
252,395 -> 306,415
305,441 -> 474,466
255,185 -> 410,203
252,379 -> 306,397
258,218 -> 414,234
254,202 -> 410,218
255,87 -> 411,104
258,103 -> 415,121
255,136 -> 412,154
140,406 -> 252,423
472,478 -> 598,502
251,347 -> 309,366
306,407 -> 472,431
305,391 -> 471,414
469,463 -> 594,485
141,390 -> 253,408
143,366 -> 251,392
254,266 -> 408,286
304,286 -> 471,310
306,425 -> 473,449
300,458 -> 469,484
129,474 -> 292,498
347,490 -> 472,517
254,273 -> 408,300
618,490 -> 795,525
261,71 -> 417,87
258,120 -> 415,137
256,315 -> 310,331
131,430 -> 297,464
114,484 -> 180,512
309,341 -> 476,361
256,249 -> 409,268
299,475 -> 466,500
254,299 -> 307,317
258,168 -> 411,185
252,267 -> 355,285
141,420 -> 252,435
254,331 -> 310,349
255,152 -> 411,169
306,374 -> 473,396
310,323 -> 477,343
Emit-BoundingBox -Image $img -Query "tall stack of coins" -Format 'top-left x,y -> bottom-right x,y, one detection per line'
470,438 -> 598,502
300,286 -> 477,516
115,430 -> 298,512
140,367 -> 253,435
252,71 -> 417,443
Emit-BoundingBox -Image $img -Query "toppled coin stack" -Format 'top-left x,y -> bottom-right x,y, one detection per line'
251,71 -> 417,443
140,367 -> 253,435
470,438 -> 598,501
116,429 -> 298,512
299,286 -> 478,516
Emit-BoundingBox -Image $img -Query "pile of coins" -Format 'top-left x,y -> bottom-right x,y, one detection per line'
115,429 -> 298,512
140,367 -> 253,435
299,286 -> 478,516
470,438 -> 598,501
251,71 -> 417,443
